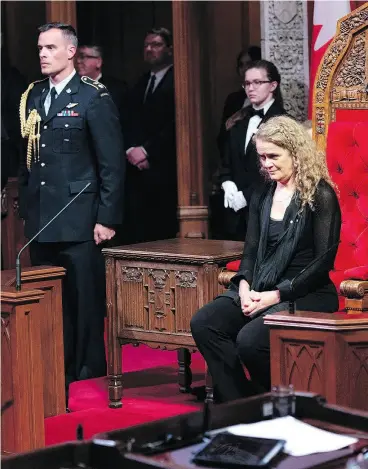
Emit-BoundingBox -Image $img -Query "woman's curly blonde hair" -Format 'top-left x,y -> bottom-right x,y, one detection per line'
254,115 -> 335,209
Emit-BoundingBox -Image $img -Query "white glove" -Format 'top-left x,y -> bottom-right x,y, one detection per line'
222,180 -> 238,209
232,191 -> 247,212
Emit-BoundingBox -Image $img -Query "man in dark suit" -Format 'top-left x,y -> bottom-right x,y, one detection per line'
219,60 -> 286,240
75,44 -> 128,133
124,27 -> 177,243
18,22 -> 125,400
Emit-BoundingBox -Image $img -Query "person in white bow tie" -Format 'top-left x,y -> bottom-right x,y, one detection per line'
220,60 -> 286,240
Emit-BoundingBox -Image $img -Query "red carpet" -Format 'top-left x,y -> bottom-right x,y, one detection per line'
45,346 -> 205,446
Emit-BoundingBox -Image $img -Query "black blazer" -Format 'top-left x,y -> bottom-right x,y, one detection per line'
219,101 -> 286,203
126,66 -> 176,187
217,88 -> 246,159
227,180 -> 341,312
18,73 -> 125,242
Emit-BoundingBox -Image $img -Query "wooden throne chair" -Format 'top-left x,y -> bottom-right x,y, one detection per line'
264,4 -> 368,411
220,3 -> 368,313
218,5 -> 368,411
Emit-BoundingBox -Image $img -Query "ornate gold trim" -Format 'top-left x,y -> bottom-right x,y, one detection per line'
340,279 -> 368,298
312,4 -> 368,151
218,269 -> 236,287
19,81 -> 45,170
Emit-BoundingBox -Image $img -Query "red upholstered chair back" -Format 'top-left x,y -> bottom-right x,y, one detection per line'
326,121 -> 368,310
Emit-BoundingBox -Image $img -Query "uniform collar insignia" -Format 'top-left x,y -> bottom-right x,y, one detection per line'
66,103 -> 78,108
66,88 -> 71,94
42,88 -> 46,92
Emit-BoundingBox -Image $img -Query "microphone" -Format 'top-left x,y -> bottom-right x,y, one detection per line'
288,240 -> 341,314
15,182 -> 91,291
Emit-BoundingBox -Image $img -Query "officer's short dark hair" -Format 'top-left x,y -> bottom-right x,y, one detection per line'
146,27 -> 172,47
38,22 -> 78,48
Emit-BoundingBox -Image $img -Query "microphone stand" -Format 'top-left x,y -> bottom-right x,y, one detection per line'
15,182 -> 91,291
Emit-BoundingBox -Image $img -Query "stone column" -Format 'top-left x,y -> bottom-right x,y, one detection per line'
46,1 -> 76,27
172,1 -> 209,239
260,1 -> 310,121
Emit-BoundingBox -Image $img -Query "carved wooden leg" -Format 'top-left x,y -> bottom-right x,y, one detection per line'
105,257 -> 123,408
178,348 -> 192,393
205,363 -> 214,404
108,374 -> 123,409
107,334 -> 123,408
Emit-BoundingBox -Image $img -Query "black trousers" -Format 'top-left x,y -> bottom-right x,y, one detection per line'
190,296 -> 290,403
30,241 -> 107,387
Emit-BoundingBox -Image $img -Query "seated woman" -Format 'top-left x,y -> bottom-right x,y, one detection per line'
191,116 -> 341,404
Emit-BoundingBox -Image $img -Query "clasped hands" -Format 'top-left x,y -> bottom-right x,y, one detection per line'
239,280 -> 280,316
126,146 -> 150,171
94,223 -> 115,245
222,180 -> 247,212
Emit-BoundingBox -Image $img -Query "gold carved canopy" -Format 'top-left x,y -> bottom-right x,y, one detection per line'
312,3 -> 368,151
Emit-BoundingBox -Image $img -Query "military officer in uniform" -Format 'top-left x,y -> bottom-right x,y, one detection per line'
18,22 -> 125,402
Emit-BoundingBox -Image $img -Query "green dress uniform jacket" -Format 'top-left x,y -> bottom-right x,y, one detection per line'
19,73 -> 125,242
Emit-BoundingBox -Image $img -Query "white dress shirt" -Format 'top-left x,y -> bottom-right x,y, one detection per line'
244,98 -> 275,150
44,69 -> 77,115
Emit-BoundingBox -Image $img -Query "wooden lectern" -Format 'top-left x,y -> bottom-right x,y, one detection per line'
2,266 -> 66,418
1,287 -> 46,454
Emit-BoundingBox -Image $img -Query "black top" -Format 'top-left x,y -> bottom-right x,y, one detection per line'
266,218 -> 283,257
230,180 -> 341,308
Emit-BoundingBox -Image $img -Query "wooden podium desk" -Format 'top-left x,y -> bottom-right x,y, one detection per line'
2,266 -> 66,418
1,286 -> 46,455
102,238 -> 244,408
264,310 -> 368,411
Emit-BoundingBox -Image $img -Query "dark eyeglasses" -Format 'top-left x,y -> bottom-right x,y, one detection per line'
78,53 -> 100,60
242,80 -> 271,89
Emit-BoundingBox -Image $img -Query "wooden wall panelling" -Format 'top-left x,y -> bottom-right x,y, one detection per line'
202,1 -> 261,179
172,1 -> 209,238
45,1 -> 76,27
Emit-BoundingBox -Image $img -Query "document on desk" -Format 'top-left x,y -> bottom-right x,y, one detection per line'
221,416 -> 358,456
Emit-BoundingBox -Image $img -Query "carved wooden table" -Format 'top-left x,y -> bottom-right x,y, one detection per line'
102,238 -> 243,408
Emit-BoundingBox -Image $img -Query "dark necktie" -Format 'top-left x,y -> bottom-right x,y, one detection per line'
45,87 -> 58,115
145,75 -> 156,102
249,107 -> 265,119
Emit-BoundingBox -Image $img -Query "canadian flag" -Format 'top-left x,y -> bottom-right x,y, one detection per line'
309,0 -> 350,116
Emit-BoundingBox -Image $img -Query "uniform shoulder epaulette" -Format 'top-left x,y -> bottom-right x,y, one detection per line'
81,76 -> 107,91
19,78 -> 47,170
